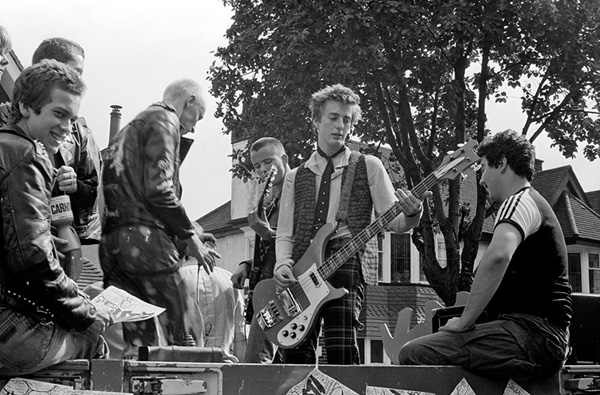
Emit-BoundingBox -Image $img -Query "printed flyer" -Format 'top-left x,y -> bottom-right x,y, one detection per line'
0,378 -> 130,395
91,285 -> 165,323
366,386 -> 436,395
285,367 -> 360,395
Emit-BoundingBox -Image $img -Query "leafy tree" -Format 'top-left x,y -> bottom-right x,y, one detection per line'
209,0 -> 600,306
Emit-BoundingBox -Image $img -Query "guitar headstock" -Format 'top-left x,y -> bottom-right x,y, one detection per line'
263,166 -> 278,196
256,166 -> 279,212
433,140 -> 481,181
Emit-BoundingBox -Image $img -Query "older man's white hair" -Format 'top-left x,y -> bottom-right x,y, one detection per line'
163,78 -> 204,101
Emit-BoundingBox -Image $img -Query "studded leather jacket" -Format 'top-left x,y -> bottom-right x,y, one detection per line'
0,124 -> 98,331
0,103 -> 102,245
102,102 -> 195,241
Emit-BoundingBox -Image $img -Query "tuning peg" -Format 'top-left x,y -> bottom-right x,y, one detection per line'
460,173 -> 468,181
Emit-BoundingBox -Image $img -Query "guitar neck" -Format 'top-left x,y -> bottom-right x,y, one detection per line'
318,172 -> 438,280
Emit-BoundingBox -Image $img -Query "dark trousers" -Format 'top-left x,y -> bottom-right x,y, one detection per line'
399,313 -> 569,380
100,225 -> 204,358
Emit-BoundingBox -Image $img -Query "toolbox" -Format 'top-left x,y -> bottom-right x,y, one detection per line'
91,360 -> 223,395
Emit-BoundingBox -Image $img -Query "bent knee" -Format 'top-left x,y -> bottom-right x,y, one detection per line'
399,339 -> 426,365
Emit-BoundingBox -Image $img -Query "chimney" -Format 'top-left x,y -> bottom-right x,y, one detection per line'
109,105 -> 122,143
534,158 -> 544,174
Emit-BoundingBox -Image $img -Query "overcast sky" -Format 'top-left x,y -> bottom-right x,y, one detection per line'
2,1 -> 598,221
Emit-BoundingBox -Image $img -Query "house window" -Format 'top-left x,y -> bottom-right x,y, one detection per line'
419,254 -> 427,282
371,339 -> 384,364
589,253 -> 600,294
248,237 -> 255,260
569,253 -> 582,293
437,238 -> 447,268
357,338 -> 365,364
390,233 -> 411,283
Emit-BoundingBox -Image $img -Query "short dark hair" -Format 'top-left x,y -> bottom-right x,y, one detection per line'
250,137 -> 285,156
11,59 -> 86,123
32,37 -> 85,65
476,129 -> 535,181
309,84 -> 362,125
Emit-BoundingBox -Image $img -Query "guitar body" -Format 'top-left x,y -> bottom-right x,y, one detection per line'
252,223 -> 347,349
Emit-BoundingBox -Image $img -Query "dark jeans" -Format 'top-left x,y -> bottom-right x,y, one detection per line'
399,313 -> 569,380
0,308 -> 108,375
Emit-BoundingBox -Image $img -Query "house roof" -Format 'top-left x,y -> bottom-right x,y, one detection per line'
478,164 -> 600,243
196,200 -> 245,237
532,165 -> 589,207
587,190 -> 600,216
554,191 -> 600,243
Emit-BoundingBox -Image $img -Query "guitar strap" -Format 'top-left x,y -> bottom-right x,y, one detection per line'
250,191 -> 281,277
335,151 -> 361,225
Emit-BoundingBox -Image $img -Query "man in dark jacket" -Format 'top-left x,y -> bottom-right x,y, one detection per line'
0,37 -> 103,281
101,78 -> 220,358
0,59 -> 112,376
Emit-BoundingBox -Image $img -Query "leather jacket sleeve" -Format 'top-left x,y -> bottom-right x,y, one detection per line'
143,113 -> 194,240
1,134 -> 97,331
65,119 -> 102,243
0,102 -> 10,127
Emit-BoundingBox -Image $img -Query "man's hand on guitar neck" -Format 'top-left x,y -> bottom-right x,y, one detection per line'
247,208 -> 273,241
394,188 -> 432,218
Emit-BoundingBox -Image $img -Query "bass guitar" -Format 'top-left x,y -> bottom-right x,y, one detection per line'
252,140 -> 480,348
244,165 -> 279,324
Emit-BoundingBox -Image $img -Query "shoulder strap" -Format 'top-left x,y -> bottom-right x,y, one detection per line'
335,151 -> 361,223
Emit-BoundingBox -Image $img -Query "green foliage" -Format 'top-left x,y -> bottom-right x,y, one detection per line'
209,0 -> 600,305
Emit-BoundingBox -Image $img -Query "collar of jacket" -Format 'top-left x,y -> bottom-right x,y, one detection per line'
0,123 -> 48,156
150,101 -> 177,113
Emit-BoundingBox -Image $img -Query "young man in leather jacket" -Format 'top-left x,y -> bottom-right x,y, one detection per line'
0,59 -> 113,375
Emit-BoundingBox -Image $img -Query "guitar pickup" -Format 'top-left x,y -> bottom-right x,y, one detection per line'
309,271 -> 321,287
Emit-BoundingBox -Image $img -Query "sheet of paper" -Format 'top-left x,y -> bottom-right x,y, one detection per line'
285,367 -> 360,395
503,379 -> 530,395
91,285 -> 165,323
449,378 -> 476,395
366,385 -> 436,395
0,378 -> 132,395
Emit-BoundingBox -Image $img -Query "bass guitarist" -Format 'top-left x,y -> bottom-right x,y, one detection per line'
231,137 -> 290,363
273,84 -> 430,365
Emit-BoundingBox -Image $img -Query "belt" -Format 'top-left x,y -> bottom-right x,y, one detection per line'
1,288 -> 54,322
